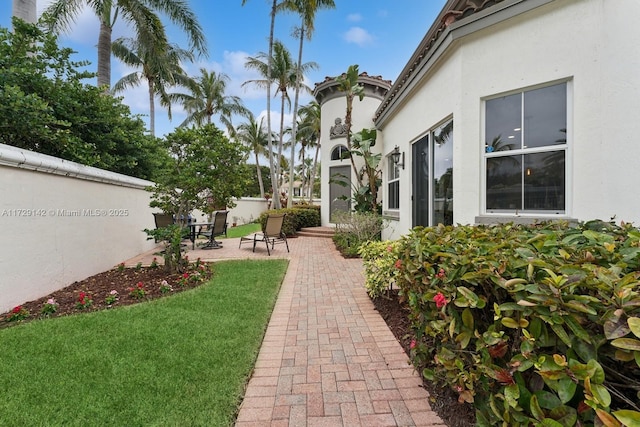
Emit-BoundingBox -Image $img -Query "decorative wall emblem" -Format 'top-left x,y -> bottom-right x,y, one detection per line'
329,117 -> 347,139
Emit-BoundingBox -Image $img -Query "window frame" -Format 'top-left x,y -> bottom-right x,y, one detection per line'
387,152 -> 400,210
481,79 -> 572,216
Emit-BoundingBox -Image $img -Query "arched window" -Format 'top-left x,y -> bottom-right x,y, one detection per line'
331,145 -> 349,161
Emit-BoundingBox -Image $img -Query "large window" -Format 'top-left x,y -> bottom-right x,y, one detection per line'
485,82 -> 567,213
387,154 -> 400,210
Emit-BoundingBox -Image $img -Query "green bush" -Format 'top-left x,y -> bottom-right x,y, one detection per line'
373,220 -> 640,426
359,240 -> 400,298
332,211 -> 386,257
257,207 -> 320,236
290,206 -> 321,228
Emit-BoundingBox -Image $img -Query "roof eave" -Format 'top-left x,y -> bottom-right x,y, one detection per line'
374,0 -> 555,128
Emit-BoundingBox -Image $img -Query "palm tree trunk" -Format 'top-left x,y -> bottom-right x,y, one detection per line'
287,24 -> 305,208
278,92 -> 286,194
255,152 -> 265,199
97,19 -> 112,88
266,0 -> 280,209
345,94 -> 363,187
12,0 -> 37,24
148,80 -> 156,136
309,136 -> 320,202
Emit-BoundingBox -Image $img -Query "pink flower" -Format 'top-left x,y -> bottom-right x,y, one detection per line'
410,339 -> 417,349
433,292 -> 447,308
394,259 -> 402,269
46,298 -> 56,305
110,290 -> 118,295
386,245 -> 393,252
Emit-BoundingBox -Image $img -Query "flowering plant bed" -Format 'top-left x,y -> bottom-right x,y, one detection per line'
1,259 -> 212,328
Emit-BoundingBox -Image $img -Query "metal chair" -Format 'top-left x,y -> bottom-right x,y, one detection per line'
239,213 -> 289,256
198,211 -> 228,249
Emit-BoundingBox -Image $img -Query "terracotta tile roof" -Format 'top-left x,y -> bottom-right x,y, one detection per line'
313,72 -> 393,104
373,0 -> 506,123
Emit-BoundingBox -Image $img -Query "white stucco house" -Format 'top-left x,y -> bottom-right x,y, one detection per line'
314,0 -> 640,240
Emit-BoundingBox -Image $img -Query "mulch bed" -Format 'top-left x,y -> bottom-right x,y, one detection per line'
372,289 -> 476,427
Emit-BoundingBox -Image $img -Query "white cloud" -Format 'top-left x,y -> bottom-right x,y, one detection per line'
346,13 -> 362,22
40,1 -> 133,47
343,27 -> 374,47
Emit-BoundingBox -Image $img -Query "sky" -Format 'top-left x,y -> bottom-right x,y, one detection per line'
1,1 -> 448,139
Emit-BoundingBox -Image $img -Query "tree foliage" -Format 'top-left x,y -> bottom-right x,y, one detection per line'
0,19 -> 169,180
148,124 -> 250,221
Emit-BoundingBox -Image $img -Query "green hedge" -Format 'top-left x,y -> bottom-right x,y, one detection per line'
258,206 -> 320,236
367,220 -> 640,426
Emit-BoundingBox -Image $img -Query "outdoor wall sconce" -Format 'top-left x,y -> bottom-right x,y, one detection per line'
391,145 -> 405,169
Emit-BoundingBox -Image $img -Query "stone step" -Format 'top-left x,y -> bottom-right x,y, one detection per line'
297,226 -> 336,238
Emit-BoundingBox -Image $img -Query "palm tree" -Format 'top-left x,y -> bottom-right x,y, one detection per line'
111,35 -> 194,136
297,101 -> 321,201
279,0 -> 335,207
42,0 -> 207,88
244,40 -> 317,201
336,64 -> 365,187
241,0 -> 279,208
12,0 -> 36,24
236,113 -> 270,198
173,68 -> 248,134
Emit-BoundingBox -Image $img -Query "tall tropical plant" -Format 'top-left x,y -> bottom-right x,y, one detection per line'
42,0 -> 207,88
236,113 -> 270,198
279,0 -> 335,207
297,101 -> 321,201
111,35 -> 194,136
241,0 -> 279,207
336,64 -> 365,187
173,68 -> 248,133
244,40 -> 317,196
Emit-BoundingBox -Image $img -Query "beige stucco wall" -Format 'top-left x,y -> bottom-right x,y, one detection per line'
0,144 -> 158,313
378,0 -> 640,239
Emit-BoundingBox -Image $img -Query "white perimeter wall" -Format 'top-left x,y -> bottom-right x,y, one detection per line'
380,0 -> 640,239
0,144 -> 274,312
1,145 -> 156,313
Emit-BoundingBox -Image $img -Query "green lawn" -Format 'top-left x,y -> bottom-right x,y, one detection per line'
224,222 -> 261,239
0,259 -> 288,426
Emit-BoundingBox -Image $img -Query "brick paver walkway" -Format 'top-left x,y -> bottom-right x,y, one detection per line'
233,236 -> 446,427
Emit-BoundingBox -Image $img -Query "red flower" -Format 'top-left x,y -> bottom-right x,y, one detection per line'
182,273 -> 189,279
410,339 -> 417,349
137,282 -> 144,289
12,306 -> 22,313
433,292 -> 447,308
394,259 -> 402,269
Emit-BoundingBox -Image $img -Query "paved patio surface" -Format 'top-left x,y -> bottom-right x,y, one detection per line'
125,234 -> 446,426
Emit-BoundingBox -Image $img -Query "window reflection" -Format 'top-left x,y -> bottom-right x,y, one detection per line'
524,85 -> 567,148
434,120 -> 453,225
484,82 -> 567,212
487,155 -> 521,210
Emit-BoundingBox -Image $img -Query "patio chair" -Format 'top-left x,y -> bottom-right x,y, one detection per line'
152,212 -> 174,242
198,210 -> 228,249
239,213 -> 289,256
